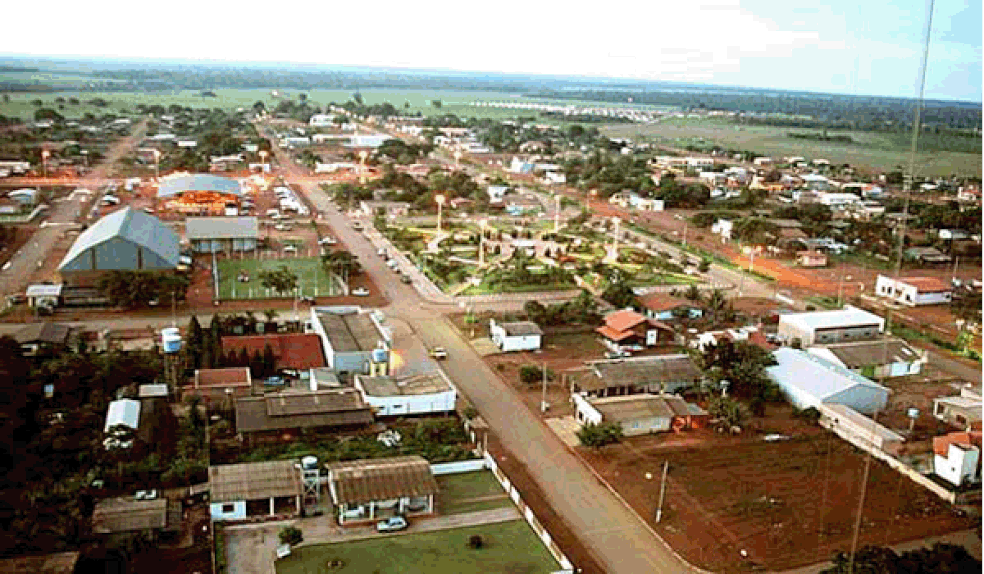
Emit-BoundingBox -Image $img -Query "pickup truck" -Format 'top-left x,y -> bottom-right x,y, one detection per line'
428,346 -> 448,360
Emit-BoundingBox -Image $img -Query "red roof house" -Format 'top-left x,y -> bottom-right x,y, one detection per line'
596,310 -> 674,349
221,334 -> 326,370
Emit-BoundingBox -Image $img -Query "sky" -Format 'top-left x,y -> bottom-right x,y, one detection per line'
0,0 -> 980,102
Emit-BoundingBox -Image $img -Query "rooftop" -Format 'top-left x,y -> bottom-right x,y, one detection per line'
638,293 -> 698,313
601,309 -> 647,332
894,276 -> 953,293
768,348 -> 890,402
816,338 -> 922,368
209,460 -> 302,503
933,430 -> 983,457
104,399 -> 141,433
58,207 -> 180,271
572,355 -> 701,392
234,390 -> 373,433
0,552 -> 80,574
326,455 -> 439,506
822,404 -> 905,443
13,322 -> 71,345
315,310 -> 386,353
222,334 -> 326,370
185,216 -> 259,240
500,321 -> 543,337
195,367 -> 252,388
357,371 -> 454,397
91,498 -> 168,534
157,174 -> 242,198
779,305 -> 885,332
25,284 -> 64,298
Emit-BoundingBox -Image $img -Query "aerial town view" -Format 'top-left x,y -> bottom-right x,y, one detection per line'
0,2 -> 981,574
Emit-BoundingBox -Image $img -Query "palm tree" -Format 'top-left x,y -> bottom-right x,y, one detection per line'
684,284 -> 702,302
706,289 -> 728,322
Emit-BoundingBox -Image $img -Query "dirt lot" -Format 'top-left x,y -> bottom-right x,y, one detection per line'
578,404 -> 977,572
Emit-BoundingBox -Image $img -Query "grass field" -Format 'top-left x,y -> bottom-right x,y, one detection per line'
216,256 -> 338,299
435,471 -> 511,515
603,116 -> 983,178
275,521 -> 559,574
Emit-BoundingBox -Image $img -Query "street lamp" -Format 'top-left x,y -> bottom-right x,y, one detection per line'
435,194 -> 446,235
674,214 -> 689,247
41,150 -> 50,180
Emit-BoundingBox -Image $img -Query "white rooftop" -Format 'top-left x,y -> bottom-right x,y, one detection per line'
104,399 -> 141,432
767,348 -> 891,402
779,305 -> 885,333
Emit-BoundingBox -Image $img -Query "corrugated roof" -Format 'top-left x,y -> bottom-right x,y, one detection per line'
316,311 -> 385,353
896,276 -> 952,293
25,284 -> 64,298
577,355 -> 702,392
157,174 -> 242,198
590,394 -> 675,421
820,338 -> 922,368
185,216 -> 259,240
58,207 -> 180,271
501,321 -> 543,336
265,390 -> 367,416
327,455 -> 438,506
0,552 -> 80,574
92,498 -> 168,533
104,399 -> 141,432
357,371 -> 453,397
209,460 -> 302,503
778,306 -> 884,333
768,348 -> 890,402
234,392 -> 373,434
13,322 -> 71,345
822,404 -> 905,443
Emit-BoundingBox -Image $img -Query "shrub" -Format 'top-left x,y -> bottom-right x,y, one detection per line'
468,535 -> 484,549
519,365 -> 552,384
279,526 -> 303,545
576,422 -> 624,449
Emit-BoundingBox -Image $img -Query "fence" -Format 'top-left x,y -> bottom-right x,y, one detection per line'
430,459 -> 487,475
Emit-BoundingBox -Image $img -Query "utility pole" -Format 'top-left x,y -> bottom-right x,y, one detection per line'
540,361 -> 548,413
656,460 -> 669,523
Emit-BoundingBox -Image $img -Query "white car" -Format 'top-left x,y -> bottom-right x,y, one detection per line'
283,245 -> 298,253
319,237 -> 337,245
376,516 -> 407,533
352,287 -> 370,296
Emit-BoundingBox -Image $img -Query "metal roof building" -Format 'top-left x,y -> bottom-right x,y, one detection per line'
104,399 -> 141,433
185,216 -> 259,240
58,207 -> 179,276
326,455 -> 438,524
766,348 -> 890,414
157,174 -> 242,198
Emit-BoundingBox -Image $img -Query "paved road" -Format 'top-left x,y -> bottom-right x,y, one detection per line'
0,120 -> 148,298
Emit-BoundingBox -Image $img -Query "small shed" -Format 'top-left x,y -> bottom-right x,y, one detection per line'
489,319 -> 542,352
209,460 -> 303,521
572,393 -> 708,436
25,284 -> 64,308
796,250 -> 828,268
91,497 -> 175,540
326,455 -> 439,524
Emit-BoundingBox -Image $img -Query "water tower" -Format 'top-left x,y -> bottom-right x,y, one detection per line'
370,344 -> 389,377
300,456 -> 320,510
161,327 -> 182,354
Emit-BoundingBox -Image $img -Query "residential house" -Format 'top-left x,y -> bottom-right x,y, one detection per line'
596,309 -> 674,351
904,246 -> 952,265
13,322 -> 74,357
353,371 -> 456,417
186,367 -> 253,403
234,389 -> 374,442
327,456 -> 439,525
711,218 -> 733,241
933,431 -> 982,487
221,334 -> 327,372
572,393 -> 708,436
933,386 -> 982,429
875,275 -> 953,306
796,251 -> 828,268
310,307 -> 391,377
185,217 -> 259,253
806,338 -> 926,378
489,319 -> 542,352
92,497 -> 180,542
766,348 -> 891,414
567,354 -> 703,397
360,200 -> 411,219
638,293 -> 704,322
776,305 -> 885,347
209,460 -> 303,521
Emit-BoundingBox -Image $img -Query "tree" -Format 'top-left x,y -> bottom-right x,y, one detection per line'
601,280 -> 637,309
524,300 -> 547,324
707,396 -> 747,428
431,99 -> 443,109
258,266 -> 298,294
187,315 -> 204,370
684,284 -> 702,302
576,422 -> 623,449
519,364 -> 551,385
249,350 -> 264,378
702,340 -> 778,402
279,526 -> 303,545
262,344 -> 277,377
821,543 -> 980,574
467,535 -> 483,549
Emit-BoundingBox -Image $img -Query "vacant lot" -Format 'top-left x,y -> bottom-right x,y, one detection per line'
275,520 -> 559,574
435,471 -> 511,515
604,118 -> 982,177
579,421 -> 977,572
216,256 -> 339,299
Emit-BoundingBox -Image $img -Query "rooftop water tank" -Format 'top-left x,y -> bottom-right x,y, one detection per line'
301,456 -> 318,470
371,347 -> 389,364
161,327 -> 182,354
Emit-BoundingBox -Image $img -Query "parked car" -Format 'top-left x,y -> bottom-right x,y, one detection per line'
352,287 -> 370,296
283,245 -> 297,253
400,275 -> 412,284
376,516 -> 408,533
135,489 -> 158,500
319,237 -> 337,245
351,221 -> 363,231
429,346 -> 448,360
604,350 -> 631,359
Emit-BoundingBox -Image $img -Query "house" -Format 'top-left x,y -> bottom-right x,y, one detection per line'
567,354 -> 703,397
234,390 -> 374,442
12,322 -> 73,356
185,217 -> 259,253
711,218 -> 733,241
776,305 -> 885,347
221,333 -> 326,372
638,293 -> 703,322
903,246 -> 952,265
309,114 -> 337,127
874,275 -> 953,306
766,348 -> 891,414
0,552 -> 80,574
818,403 -> 905,453
489,319 -> 542,352
353,371 -> 456,417
572,393 -> 708,436
692,326 -> 764,352
310,307 -> 391,377
359,200 -> 411,219
326,455 -> 439,525
544,171 -> 566,185
103,398 -> 141,449
58,207 -> 179,287
933,386 -> 982,429
806,338 -> 926,378
209,460 -> 303,521
346,134 -> 390,148
933,431 -> 982,487
796,251 -> 828,268
487,185 -> 508,204
753,157 -> 773,166
596,310 -> 674,351
91,497 -> 179,541
186,367 -> 253,403
25,283 -> 64,308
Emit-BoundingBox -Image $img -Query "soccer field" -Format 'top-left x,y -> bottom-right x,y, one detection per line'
216,256 -> 339,300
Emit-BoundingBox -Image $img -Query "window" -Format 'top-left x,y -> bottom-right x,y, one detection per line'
221,503 -> 235,513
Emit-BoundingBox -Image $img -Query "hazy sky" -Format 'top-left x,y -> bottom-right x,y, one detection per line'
1,0 -> 980,102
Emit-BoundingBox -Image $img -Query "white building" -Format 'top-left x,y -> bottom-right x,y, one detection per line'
874,275 -> 953,306
487,185 -> 508,204
766,348 -> 891,414
818,403 -> 905,453
711,218 -> 733,241
544,171 -> 566,184
806,338 -> 926,378
933,432 -> 982,487
309,114 -> 337,127
489,319 -> 542,352
776,305 -> 885,347
103,399 -> 141,449
353,371 -> 456,417
685,157 -> 714,169
346,134 -> 390,148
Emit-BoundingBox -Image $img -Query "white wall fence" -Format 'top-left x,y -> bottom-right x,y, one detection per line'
821,420 -> 958,503
430,459 -> 487,475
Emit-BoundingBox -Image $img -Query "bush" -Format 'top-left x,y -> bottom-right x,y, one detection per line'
468,535 -> 484,549
576,422 -> 623,449
519,364 -> 552,384
279,526 -> 303,545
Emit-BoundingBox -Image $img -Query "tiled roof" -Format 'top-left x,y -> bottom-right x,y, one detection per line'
596,325 -> 634,341
326,455 -> 438,506
603,310 -> 646,332
92,498 -> 168,533
221,334 -> 326,370
316,311 -> 385,353
209,460 -> 302,503
897,276 -> 952,293
195,367 -> 252,388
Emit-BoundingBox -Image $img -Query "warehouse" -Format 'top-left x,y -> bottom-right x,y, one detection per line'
766,348 -> 891,414
58,207 -> 179,287
157,174 -> 244,216
776,305 -> 885,347
185,216 -> 259,253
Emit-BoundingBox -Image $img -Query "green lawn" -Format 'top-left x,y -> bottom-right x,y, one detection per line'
216,256 -> 338,299
275,521 -> 559,574
435,471 -> 511,515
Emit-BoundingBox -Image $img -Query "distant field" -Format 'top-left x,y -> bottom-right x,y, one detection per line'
603,117 -> 983,178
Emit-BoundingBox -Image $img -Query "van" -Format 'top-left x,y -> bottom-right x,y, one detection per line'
266,209 -> 279,217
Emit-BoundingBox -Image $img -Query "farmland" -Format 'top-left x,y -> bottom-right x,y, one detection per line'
603,117 -> 983,178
